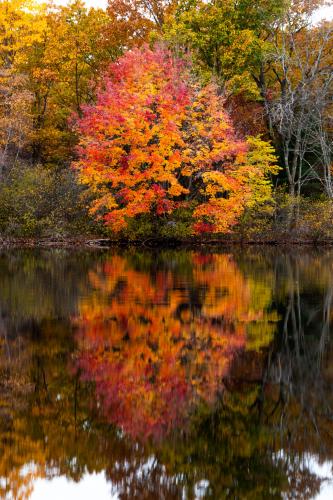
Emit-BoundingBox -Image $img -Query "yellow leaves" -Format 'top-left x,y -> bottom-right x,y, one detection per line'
240,135 -> 280,210
0,1 -> 46,155
202,171 -> 236,193
4,0 -> 120,163
192,130 -> 278,233
226,72 -> 261,100
245,136 -> 279,175
168,182 -> 188,197
0,0 -> 46,67
90,192 -> 118,213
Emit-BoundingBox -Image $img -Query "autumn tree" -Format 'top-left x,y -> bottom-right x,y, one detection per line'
26,0 -> 117,164
105,0 -> 177,50
164,0 -> 286,91
74,46 -> 278,236
164,0 -> 333,198
0,0 -> 43,174
0,0 -> 131,167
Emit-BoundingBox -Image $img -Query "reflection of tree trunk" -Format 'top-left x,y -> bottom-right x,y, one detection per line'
33,356 -> 51,404
74,372 -> 79,435
264,252 -> 333,458
319,286 -> 333,366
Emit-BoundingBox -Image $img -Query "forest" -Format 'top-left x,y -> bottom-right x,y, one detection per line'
0,0 -> 332,242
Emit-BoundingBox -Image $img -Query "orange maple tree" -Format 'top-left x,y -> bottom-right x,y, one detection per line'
74,46 -> 277,234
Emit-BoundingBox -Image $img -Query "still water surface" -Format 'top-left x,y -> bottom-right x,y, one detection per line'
0,248 -> 333,499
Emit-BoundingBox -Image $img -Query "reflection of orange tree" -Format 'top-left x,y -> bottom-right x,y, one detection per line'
0,336 -> 46,499
74,252 -> 277,440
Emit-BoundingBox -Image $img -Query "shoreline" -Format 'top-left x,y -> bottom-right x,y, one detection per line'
1,236 -> 333,249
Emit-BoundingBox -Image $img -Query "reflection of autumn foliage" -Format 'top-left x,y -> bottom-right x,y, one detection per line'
74,252 -> 276,439
0,336 -> 46,499
0,424 -> 46,500
1,250 -> 333,498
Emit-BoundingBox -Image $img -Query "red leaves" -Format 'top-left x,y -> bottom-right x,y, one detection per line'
73,46 -> 276,235
119,155 -> 129,172
193,222 -> 216,234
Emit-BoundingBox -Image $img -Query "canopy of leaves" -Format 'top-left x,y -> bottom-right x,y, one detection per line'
74,46 -> 278,235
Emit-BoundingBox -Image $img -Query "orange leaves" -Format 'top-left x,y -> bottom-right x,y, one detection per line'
74,253 -> 251,440
188,85 -> 278,233
74,46 -> 190,228
74,46 -> 277,235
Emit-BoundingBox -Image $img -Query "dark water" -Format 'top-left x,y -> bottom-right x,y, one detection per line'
0,248 -> 333,499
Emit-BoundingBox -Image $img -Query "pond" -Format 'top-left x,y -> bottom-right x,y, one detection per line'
0,247 -> 333,499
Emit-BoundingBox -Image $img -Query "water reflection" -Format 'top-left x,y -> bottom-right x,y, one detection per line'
0,248 -> 332,498
74,252 -> 277,440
